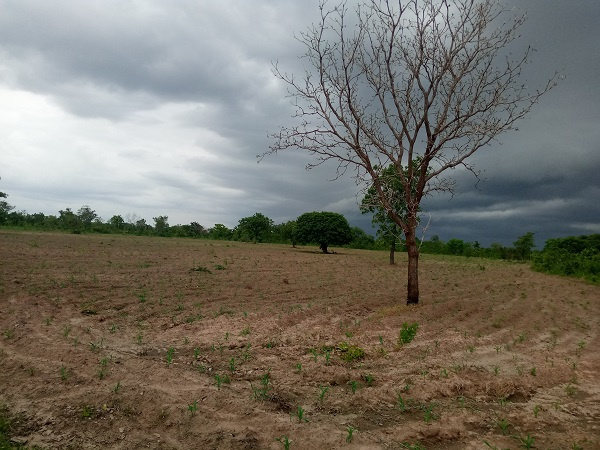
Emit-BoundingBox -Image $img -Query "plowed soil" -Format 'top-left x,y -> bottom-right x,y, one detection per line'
1,231 -> 598,449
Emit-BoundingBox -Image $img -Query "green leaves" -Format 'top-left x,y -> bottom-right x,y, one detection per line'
295,211 -> 352,253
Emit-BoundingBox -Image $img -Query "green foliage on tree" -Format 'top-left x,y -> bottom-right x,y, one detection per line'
295,211 -> 352,253
77,205 -> 99,230
0,189 -> 15,226
153,216 -> 169,236
513,232 -> 536,260
208,224 -> 233,240
234,213 -> 273,243
273,220 -> 297,246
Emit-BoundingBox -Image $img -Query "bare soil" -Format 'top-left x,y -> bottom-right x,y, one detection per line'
1,231 -> 598,449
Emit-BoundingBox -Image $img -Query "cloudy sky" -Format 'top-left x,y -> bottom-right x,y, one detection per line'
1,0 -> 598,247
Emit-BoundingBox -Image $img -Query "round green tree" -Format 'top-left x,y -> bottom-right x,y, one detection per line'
295,212 -> 352,253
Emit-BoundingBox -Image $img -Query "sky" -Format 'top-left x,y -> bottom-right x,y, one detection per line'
1,0 -> 599,247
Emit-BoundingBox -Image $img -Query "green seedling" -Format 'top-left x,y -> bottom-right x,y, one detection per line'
349,380 -> 359,394
194,347 -> 200,359
362,373 -> 374,387
530,367 -> 537,376
324,349 -> 332,365
514,433 -> 536,449
60,365 -> 68,381
63,325 -> 72,338
188,400 -> 198,416
136,333 -> 143,345
166,347 -> 175,366
240,327 -> 250,337
398,322 -> 418,345
275,435 -> 291,449
225,332 -> 229,341
294,405 -> 309,423
112,381 -> 121,394
214,373 -> 230,390
378,335 -> 384,346
483,441 -> 510,450
497,418 -> 510,434
294,363 -> 302,374
109,324 -> 118,333
533,404 -> 541,418
346,425 -> 356,443
252,371 -> 271,400
137,289 -> 147,303
229,357 -> 236,373
396,394 -> 407,412
399,443 -> 426,450
81,405 -> 93,419
318,385 -> 329,403
422,403 -> 437,423
98,357 -> 109,379
310,348 -> 318,362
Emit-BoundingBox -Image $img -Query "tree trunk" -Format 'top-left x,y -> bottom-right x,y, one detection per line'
389,239 -> 395,265
320,243 -> 328,253
404,229 -> 419,305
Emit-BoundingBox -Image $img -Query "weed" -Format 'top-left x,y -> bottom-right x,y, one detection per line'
275,435 -> 291,449
166,347 -> 175,366
109,324 -> 118,333
294,405 -> 309,423
318,385 -> 329,403
337,342 -> 365,362
3,329 -> 14,339
346,425 -> 356,443
362,373 -> 374,387
345,330 -> 354,338
188,400 -> 198,416
81,405 -> 94,419
176,304 -> 184,311
398,322 -> 418,345
214,264 -> 226,270
190,265 -> 211,273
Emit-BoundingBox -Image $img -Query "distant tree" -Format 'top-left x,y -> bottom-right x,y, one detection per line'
0,189 -> 15,225
109,215 -> 125,231
153,216 -> 169,236
295,211 -> 352,253
266,0 -> 558,304
58,208 -> 82,232
348,226 -> 375,250
446,239 -> 466,256
280,220 -> 297,247
77,205 -> 99,230
208,224 -> 233,240
234,213 -> 273,243
513,232 -> 535,260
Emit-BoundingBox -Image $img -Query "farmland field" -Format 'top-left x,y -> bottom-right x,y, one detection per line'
0,231 -> 598,449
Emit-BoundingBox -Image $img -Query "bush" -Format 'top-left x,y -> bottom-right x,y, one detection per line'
398,322 -> 419,345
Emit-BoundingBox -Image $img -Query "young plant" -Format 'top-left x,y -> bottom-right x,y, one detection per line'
252,371 -> 271,400
188,400 -> 198,416
294,362 -> 302,374
346,425 -> 356,443
514,434 -> 536,449
318,385 -> 329,403
194,347 -> 200,360
398,322 -> 419,345
349,380 -> 359,394
136,332 -> 143,345
275,435 -> 291,449
60,365 -> 69,381
497,417 -> 510,434
294,405 -> 309,423
362,373 -> 374,387
112,381 -> 122,394
229,357 -> 236,373
166,347 -> 175,366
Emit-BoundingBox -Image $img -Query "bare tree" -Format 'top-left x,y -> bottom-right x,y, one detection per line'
264,0 -> 558,304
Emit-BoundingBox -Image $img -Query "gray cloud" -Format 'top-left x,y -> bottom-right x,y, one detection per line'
0,0 -> 598,247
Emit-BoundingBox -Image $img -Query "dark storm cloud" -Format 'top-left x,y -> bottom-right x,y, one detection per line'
0,0 -> 598,246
